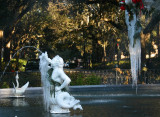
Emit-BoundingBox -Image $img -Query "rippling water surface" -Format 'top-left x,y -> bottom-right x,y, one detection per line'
1,92 -> 160,117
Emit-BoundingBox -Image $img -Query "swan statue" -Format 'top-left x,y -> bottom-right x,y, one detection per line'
39,52 -> 83,113
13,71 -> 29,97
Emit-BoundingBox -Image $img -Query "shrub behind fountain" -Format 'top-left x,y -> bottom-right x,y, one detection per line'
39,52 -> 82,113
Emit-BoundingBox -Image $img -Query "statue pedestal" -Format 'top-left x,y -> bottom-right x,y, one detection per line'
10,95 -> 25,98
50,105 -> 70,113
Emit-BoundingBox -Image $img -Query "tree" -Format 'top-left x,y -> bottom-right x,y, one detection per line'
0,0 -> 50,62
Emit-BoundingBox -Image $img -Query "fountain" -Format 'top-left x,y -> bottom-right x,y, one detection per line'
0,1 -> 159,116
39,52 -> 83,113
1,84 -> 160,117
0,46 -> 82,114
0,48 -> 160,116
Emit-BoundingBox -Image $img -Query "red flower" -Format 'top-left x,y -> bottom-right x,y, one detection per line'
117,43 -> 119,46
120,5 -> 125,10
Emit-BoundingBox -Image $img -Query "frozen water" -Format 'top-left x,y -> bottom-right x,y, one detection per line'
125,3 -> 141,86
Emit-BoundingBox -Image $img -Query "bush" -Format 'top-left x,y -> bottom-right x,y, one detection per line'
0,72 -> 41,88
84,74 -> 101,85
67,72 -> 101,85
67,72 -> 84,85
1,59 -> 27,72
1,82 -> 10,88
0,72 -> 101,88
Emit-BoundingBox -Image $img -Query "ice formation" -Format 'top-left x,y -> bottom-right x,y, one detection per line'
125,2 -> 141,86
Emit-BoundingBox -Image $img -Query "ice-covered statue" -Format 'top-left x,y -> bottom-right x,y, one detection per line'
39,52 -> 82,113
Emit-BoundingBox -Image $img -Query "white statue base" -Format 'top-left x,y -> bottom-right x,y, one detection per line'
10,95 -> 25,98
50,105 -> 70,113
49,91 -> 82,113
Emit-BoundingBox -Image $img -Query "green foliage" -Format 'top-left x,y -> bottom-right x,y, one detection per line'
0,0 -> 160,72
152,30 -> 157,37
67,72 -> 101,85
67,72 -> 85,85
47,68 -> 60,97
92,60 -> 130,69
1,59 -> 27,72
18,59 -> 28,71
1,82 -> 10,88
0,72 -> 41,88
0,0 -> 129,67
0,71 -> 102,88
84,74 -> 101,85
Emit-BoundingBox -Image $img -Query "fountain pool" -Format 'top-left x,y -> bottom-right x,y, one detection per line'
1,85 -> 160,117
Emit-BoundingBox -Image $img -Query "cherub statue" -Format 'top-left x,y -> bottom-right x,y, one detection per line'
39,52 -> 82,113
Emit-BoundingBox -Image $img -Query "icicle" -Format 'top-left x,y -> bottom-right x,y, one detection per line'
39,52 -> 51,112
125,9 -> 141,87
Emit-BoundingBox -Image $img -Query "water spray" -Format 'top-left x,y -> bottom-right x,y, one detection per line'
0,46 -> 43,81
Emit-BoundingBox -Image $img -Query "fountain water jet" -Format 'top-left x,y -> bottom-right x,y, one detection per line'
0,46 -> 42,81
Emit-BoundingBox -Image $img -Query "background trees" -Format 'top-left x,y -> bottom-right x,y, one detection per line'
0,0 -> 160,71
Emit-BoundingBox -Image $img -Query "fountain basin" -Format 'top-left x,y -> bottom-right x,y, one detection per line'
1,84 -> 160,117
1,84 -> 160,97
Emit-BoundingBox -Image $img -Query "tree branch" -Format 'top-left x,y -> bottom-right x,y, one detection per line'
143,10 -> 160,34
4,0 -> 36,42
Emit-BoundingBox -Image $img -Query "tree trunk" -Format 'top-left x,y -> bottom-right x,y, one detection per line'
157,22 -> 160,57
0,30 -> 3,71
103,43 -> 107,62
1,0 -> 37,62
91,35 -> 98,64
3,41 -> 11,62
83,38 -> 86,68
141,33 -> 150,67
143,10 -> 160,34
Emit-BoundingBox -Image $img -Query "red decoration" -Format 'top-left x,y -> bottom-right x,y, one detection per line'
120,0 -> 125,5
139,0 -> 144,9
140,3 -> 144,9
132,0 -> 137,3
120,0 -> 125,10
120,0 -> 144,12
120,5 -> 125,10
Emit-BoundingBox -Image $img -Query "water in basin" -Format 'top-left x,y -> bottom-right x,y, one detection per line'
1,85 -> 160,117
